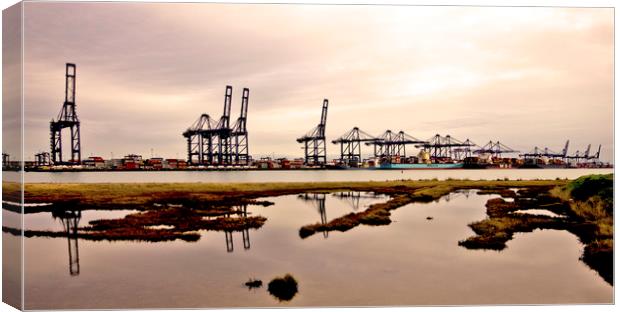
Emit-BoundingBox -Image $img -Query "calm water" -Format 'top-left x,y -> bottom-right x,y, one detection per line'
10,168 -> 615,183
6,190 -> 612,309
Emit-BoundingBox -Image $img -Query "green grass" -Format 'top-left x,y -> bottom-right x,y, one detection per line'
11,179 -> 568,206
460,174 -> 613,285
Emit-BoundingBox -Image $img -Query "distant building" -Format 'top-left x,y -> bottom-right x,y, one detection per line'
255,157 -> 280,169
83,156 -> 105,169
164,159 -> 178,169
147,157 -> 164,170
291,158 -> 305,169
123,154 -> 144,170
105,159 -> 124,169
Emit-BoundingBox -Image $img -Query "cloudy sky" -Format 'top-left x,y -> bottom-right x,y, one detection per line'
16,2 -> 614,161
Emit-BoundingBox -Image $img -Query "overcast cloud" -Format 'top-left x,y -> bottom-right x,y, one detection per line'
14,3 -> 613,161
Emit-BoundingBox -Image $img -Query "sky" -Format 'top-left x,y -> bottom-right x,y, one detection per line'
12,2 -> 614,161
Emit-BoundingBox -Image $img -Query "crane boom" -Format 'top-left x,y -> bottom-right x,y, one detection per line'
320,99 -> 328,129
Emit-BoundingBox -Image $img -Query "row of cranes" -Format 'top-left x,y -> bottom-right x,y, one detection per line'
29,64 -> 605,170
296,99 -> 522,167
330,130 -> 601,167
44,64 -> 253,168
182,86 -> 250,166
520,140 -> 602,163
296,100 -> 602,167
330,128 -> 519,166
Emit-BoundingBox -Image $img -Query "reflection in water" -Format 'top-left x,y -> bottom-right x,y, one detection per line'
297,193 -> 328,238
224,204 -> 251,253
17,191 -> 613,308
331,191 -> 383,211
52,209 -> 81,276
440,189 -> 472,202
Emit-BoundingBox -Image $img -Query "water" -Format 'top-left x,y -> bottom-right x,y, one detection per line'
7,190 -> 612,309
11,168 -> 615,183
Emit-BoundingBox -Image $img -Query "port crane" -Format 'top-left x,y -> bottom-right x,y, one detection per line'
367,130 -> 426,158
416,134 -> 475,161
2,153 -> 8,169
297,99 -> 329,166
213,86 -> 234,165
473,141 -> 519,158
183,114 -> 217,165
520,140 -> 570,160
231,88 -> 250,165
332,127 -> 379,166
565,144 -> 602,163
35,152 -> 51,167
183,86 -> 251,166
452,138 -> 480,160
50,63 -> 81,164
590,144 -> 602,160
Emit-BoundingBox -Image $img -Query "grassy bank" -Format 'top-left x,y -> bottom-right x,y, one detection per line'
4,178 -> 568,242
2,176 -> 612,284
5,178 -> 568,210
458,174 -> 613,285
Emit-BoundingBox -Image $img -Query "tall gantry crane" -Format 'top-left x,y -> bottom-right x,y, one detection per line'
566,143 -> 601,163
416,134 -> 475,161
34,152 -> 51,167
183,114 -> 217,165
590,144 -> 602,160
297,99 -> 329,166
331,127 -> 378,166
50,63 -> 81,164
183,86 -> 250,166
213,86 -> 234,165
231,88 -> 250,165
2,153 -> 9,169
366,130 -> 426,158
520,140 -> 570,160
452,138 -> 480,161
473,141 -> 519,158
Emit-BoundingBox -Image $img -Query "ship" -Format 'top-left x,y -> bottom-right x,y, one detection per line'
377,163 -> 463,169
373,150 -> 463,169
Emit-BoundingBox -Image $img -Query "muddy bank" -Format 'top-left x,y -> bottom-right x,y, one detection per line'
458,175 -> 613,286
2,177 -> 612,284
297,182 -> 561,238
5,179 -> 568,212
4,179 -> 568,242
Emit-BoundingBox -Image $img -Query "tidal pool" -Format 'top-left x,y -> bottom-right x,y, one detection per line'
7,190 -> 613,309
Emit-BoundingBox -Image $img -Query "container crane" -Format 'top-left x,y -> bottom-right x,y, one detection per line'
297,99 -> 328,166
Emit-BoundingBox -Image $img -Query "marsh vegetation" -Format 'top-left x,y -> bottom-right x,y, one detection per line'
3,175 -> 613,287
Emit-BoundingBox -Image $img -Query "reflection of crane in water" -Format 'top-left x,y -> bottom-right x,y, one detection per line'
224,204 -> 251,253
297,193 -> 328,238
331,191 -> 384,211
52,209 -> 81,276
440,190 -> 473,202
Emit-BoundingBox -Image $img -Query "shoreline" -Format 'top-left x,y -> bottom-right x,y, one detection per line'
3,175 -> 613,285
5,178 -> 570,206
2,165 -> 614,173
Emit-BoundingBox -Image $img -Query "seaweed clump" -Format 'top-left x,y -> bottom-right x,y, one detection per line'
4,204 -> 266,242
267,274 -> 299,302
245,278 -> 263,289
